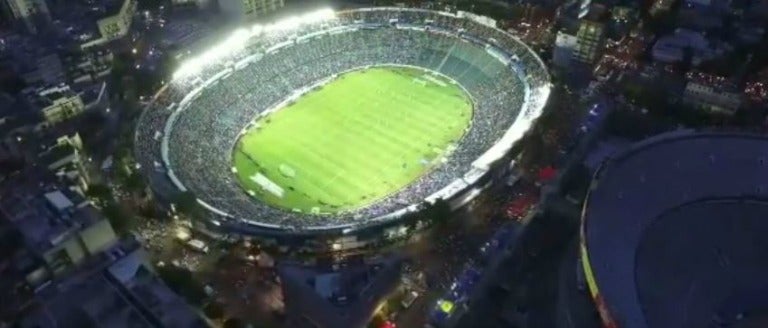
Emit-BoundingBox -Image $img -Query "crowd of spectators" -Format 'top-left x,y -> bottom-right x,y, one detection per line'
134,8 -> 549,231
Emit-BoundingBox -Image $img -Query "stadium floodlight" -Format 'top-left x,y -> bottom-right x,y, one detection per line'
224,28 -> 250,49
267,15 -> 301,32
302,8 -> 335,23
250,24 -> 263,36
173,28 -> 250,79
172,8 -> 336,81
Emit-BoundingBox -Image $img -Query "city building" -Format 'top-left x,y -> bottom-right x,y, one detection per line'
553,31 -> 577,68
609,6 -> 638,39
2,0 -> 49,33
21,51 -> 64,85
0,33 -> 65,85
63,49 -> 114,86
572,20 -> 605,65
21,84 -> 85,126
576,132 -> 768,327
0,180 -> 117,279
218,0 -> 285,21
37,133 -> 91,192
16,241 -> 208,328
652,29 -> 730,66
80,0 -> 137,49
649,0 -> 676,16
0,171 -> 206,327
682,81 -> 743,113
279,255 -> 404,328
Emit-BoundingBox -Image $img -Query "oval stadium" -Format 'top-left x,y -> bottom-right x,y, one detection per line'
135,8 -> 550,235
580,132 -> 768,328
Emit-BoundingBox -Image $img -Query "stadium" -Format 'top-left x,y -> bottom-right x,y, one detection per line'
134,8 -> 550,237
579,132 -> 768,328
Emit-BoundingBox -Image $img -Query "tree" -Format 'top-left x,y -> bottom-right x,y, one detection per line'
223,318 -> 246,328
124,172 -> 147,194
137,0 -> 165,11
173,191 -> 203,219
102,202 -> 135,235
424,199 -> 452,226
203,301 -> 225,320
87,184 -> 113,201
157,266 -> 207,306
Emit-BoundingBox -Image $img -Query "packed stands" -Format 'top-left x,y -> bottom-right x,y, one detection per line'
135,8 -> 550,233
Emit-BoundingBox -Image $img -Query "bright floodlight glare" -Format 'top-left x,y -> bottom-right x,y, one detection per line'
303,8 -> 335,23
227,28 -> 250,47
268,15 -> 301,31
172,8 -> 336,80
250,24 -> 263,36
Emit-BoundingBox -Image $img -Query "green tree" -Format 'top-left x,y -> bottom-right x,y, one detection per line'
203,301 -> 225,320
137,0 -> 165,10
424,199 -> 452,226
124,172 -> 146,194
173,191 -> 203,219
223,318 -> 246,328
102,202 -> 135,235
157,266 -> 207,306
87,184 -> 113,201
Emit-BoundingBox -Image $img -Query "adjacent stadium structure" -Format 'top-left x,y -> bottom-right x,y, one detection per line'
580,132 -> 768,328
135,8 -> 550,239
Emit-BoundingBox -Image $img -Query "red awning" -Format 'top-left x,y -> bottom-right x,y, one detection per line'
538,166 -> 557,182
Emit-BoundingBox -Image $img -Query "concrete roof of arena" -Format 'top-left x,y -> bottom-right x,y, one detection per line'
582,131 -> 768,328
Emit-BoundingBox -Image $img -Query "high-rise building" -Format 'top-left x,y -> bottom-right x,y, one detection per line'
219,0 -> 284,21
80,0 -> 137,49
4,0 -> 49,33
682,81 -> 743,114
572,20 -> 605,65
553,32 -> 578,68
22,84 -> 85,126
0,169 -> 206,327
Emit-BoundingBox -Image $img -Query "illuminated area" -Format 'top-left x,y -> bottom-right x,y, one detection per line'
173,9 -> 336,79
233,67 -> 472,214
134,8 -> 550,232
438,299 -> 455,314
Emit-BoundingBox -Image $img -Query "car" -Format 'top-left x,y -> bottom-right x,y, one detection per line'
401,290 -> 420,309
186,239 -> 209,253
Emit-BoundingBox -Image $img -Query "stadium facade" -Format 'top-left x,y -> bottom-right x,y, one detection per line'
580,131 -> 768,328
135,8 -> 550,248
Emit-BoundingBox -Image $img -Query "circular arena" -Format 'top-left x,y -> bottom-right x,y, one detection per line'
580,132 -> 768,328
135,8 -> 550,234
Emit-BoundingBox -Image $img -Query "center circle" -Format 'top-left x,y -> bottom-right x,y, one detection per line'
232,66 -> 473,215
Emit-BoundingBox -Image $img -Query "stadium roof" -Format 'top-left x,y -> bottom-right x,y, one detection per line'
582,131 -> 768,328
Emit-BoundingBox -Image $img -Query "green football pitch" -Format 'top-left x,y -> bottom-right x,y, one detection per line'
233,66 -> 473,214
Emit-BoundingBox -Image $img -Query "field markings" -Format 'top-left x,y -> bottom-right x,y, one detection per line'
233,67 -> 472,213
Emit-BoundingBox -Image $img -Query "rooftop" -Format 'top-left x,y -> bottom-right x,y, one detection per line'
582,131 -> 768,328
23,84 -> 79,110
0,174 -> 96,253
19,243 -> 206,328
278,255 -> 404,328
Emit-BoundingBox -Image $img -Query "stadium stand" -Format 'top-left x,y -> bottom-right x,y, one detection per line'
135,8 -> 550,232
